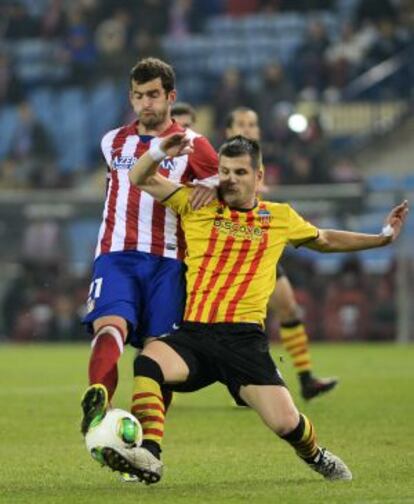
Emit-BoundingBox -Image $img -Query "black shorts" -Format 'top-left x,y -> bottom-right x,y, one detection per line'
276,263 -> 286,278
161,321 -> 286,405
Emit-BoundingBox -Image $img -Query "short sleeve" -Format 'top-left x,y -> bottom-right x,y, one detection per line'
101,128 -> 119,167
187,136 -> 218,181
162,186 -> 193,216
288,205 -> 319,247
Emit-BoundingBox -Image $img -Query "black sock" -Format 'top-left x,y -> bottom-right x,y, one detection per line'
299,370 -> 313,386
142,439 -> 162,459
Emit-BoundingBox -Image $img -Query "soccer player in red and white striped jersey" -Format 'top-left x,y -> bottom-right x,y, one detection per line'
80,58 -> 218,437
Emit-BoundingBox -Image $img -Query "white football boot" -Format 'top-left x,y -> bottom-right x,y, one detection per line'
101,445 -> 163,485
307,448 -> 352,481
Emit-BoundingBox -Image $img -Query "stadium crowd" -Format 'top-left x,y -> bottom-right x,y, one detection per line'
0,0 -> 411,342
0,0 -> 412,188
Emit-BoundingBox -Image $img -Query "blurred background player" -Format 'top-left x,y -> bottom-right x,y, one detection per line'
172,103 -> 338,400
81,58 -> 218,436
170,102 -> 196,129
226,107 -> 338,399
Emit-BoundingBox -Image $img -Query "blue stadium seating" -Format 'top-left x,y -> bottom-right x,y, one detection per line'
163,11 -> 340,101
336,0 -> 360,20
401,174 -> 414,190
0,106 -> 19,159
55,88 -> 89,173
11,39 -> 69,87
365,174 -> 403,192
88,82 -> 126,151
66,218 -> 101,275
28,88 -> 57,135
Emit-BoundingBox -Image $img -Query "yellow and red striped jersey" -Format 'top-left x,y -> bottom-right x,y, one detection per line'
164,187 -> 318,326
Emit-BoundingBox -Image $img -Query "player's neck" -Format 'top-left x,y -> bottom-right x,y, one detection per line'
137,117 -> 173,137
229,198 -> 258,212
222,194 -> 258,212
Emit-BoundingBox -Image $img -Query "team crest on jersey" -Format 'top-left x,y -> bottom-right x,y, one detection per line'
258,209 -> 271,225
112,156 -> 138,170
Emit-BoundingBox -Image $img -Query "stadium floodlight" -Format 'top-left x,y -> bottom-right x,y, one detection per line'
288,113 -> 308,133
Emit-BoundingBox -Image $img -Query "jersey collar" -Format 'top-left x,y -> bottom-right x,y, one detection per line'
217,189 -> 259,213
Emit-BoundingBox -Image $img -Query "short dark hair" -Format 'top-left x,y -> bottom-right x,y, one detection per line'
130,57 -> 175,93
219,135 -> 261,171
171,102 -> 196,122
225,106 -> 255,129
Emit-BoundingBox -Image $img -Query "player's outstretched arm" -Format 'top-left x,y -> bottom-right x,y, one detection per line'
129,133 -> 193,201
305,200 -> 409,252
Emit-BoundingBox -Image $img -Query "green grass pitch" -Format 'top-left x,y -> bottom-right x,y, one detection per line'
1,343 -> 414,504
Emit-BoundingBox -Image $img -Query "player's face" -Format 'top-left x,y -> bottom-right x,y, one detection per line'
226,111 -> 260,141
173,113 -> 194,129
130,78 -> 176,130
219,154 -> 263,208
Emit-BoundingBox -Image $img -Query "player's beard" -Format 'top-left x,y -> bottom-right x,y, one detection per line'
221,181 -> 256,209
220,183 -> 241,206
139,106 -> 168,130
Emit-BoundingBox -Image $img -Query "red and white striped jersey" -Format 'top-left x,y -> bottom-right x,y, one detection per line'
94,120 -> 218,260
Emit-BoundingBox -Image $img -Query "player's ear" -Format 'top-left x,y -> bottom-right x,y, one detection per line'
168,89 -> 177,105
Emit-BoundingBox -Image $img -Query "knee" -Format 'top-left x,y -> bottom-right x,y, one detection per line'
137,341 -> 190,384
272,408 -> 300,437
91,323 -> 126,353
134,354 -> 164,384
93,317 -> 128,340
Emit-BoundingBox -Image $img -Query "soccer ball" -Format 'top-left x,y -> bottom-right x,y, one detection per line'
85,408 -> 142,465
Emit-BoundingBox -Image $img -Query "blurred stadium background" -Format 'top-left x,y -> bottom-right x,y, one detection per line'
0,0 -> 413,345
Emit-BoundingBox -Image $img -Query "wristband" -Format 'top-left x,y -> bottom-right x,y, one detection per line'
148,140 -> 167,162
380,224 -> 394,237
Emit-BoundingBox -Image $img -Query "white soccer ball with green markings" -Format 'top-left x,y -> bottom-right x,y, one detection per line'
85,408 -> 142,464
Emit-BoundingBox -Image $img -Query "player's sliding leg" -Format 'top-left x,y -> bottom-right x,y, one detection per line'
272,276 -> 338,400
92,353 -> 166,485
131,355 -> 165,461
119,349 -> 175,484
240,384 -> 352,481
280,413 -> 352,480
136,341 -> 175,414
106,340 -> 189,484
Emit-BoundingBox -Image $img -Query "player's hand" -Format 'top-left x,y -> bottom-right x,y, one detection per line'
160,133 -> 193,158
383,200 -> 409,242
189,185 -> 218,210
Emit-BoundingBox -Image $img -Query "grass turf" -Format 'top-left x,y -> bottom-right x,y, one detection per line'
0,343 -> 413,504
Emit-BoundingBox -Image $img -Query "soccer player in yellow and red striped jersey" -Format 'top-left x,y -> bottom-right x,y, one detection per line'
224,106 -> 337,400
105,133 -> 407,484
